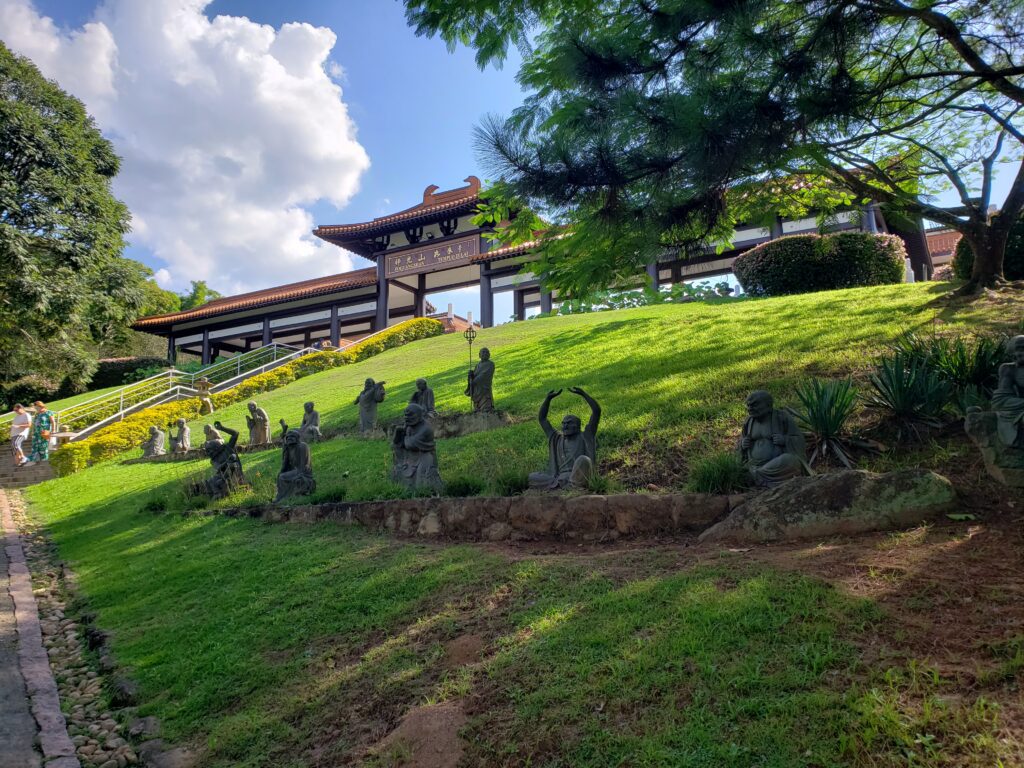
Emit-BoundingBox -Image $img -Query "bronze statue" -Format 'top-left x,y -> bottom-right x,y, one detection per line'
409,378 -> 436,417
195,378 -> 214,415
200,422 -> 247,498
355,378 -> 386,434
737,390 -> 810,488
168,418 -> 190,453
246,401 -> 271,446
528,387 -> 601,490
140,425 -> 166,458
391,403 -> 443,493
274,428 -> 316,503
466,347 -> 495,412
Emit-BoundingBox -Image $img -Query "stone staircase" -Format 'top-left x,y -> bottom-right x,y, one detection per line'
0,461 -> 55,489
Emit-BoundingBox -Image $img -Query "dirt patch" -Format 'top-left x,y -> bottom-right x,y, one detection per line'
443,633 -> 484,668
371,701 -> 467,768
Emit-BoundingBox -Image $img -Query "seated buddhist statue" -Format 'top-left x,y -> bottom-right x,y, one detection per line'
274,428 -> 316,503
737,390 -> 810,488
297,401 -> 322,443
966,335 -> 1024,486
201,422 -> 247,498
168,419 -> 190,453
246,401 -> 271,446
141,425 -> 166,458
528,387 -> 601,490
410,378 -> 437,417
355,378 -> 386,434
391,403 -> 443,493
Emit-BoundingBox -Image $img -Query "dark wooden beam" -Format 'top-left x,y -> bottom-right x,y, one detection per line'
480,271 -> 493,328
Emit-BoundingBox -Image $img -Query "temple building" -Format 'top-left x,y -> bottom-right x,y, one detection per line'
134,175 -> 937,362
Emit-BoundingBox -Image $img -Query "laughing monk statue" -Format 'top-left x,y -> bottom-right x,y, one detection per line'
737,390 -> 810,488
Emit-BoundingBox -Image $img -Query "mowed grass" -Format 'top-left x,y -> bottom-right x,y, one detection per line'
23,283 -> 1024,766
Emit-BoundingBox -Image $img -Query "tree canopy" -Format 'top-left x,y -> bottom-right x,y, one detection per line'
0,41 -> 143,395
179,280 -> 222,311
405,0 -> 1024,293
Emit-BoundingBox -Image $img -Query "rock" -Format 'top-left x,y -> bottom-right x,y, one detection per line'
127,716 -> 160,740
100,760 -> 119,768
563,496 -> 610,533
109,676 -> 140,706
508,496 -> 565,536
699,469 -> 955,544
609,495 -> 672,535
965,409 -> 1024,487
417,512 -> 441,536
484,522 -> 512,541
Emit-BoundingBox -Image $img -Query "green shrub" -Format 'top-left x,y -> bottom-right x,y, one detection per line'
89,357 -> 170,388
865,352 -> 951,440
308,485 -> 347,505
490,469 -> 530,496
952,219 -> 1024,281
734,232 -> 906,297
444,476 -> 486,497
793,378 -> 858,467
686,451 -> 749,494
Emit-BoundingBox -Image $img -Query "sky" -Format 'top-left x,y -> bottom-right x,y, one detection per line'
0,0 -> 527,321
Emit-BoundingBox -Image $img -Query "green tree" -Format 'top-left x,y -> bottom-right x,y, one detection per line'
405,0 -> 1024,294
140,276 -> 182,317
0,41 -> 142,394
179,280 -> 222,311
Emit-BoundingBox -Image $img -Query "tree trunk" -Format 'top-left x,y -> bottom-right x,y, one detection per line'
961,227 -> 1008,292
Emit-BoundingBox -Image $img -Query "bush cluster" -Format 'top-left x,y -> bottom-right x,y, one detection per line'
51,318 -> 444,476
733,232 -> 906,297
951,219 -> 1024,281
90,357 -> 170,388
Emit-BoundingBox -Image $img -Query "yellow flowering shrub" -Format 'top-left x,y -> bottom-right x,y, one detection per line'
50,318 -> 444,476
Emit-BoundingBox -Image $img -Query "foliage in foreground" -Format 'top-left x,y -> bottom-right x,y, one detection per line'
794,377 -> 858,467
865,352 -> 952,442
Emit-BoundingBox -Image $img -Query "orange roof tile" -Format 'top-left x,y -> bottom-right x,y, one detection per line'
133,267 -> 378,329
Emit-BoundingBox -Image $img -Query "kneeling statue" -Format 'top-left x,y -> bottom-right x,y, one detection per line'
141,425 -> 166,458
738,390 -> 810,488
201,422 -> 247,498
168,419 -> 190,453
274,427 -> 316,503
391,403 -> 443,493
528,387 -> 601,490
966,334 -> 1024,486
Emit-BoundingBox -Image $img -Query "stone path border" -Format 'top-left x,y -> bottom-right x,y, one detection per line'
1,490 -> 81,768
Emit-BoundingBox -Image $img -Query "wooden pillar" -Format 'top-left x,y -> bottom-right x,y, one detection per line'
862,203 -> 879,233
415,273 -> 428,318
479,270 -> 494,328
540,289 -> 553,314
375,259 -> 389,329
303,330 -> 312,348
329,306 -> 340,346
167,334 -> 176,365
646,261 -> 659,289
513,289 -> 526,321
770,215 -> 783,239
262,317 -> 272,347
201,329 -> 211,365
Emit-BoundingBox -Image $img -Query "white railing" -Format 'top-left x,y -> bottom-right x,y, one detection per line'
0,328 -> 398,441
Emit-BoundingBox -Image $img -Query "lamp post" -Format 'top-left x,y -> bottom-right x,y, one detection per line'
464,327 -> 477,399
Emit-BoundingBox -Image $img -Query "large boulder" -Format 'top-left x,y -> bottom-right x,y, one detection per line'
699,469 -> 955,544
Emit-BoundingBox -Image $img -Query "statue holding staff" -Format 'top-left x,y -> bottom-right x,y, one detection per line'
466,347 -> 495,413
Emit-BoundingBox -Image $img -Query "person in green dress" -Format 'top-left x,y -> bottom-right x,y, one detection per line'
25,401 -> 54,465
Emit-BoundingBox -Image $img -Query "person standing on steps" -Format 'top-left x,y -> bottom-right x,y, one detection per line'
9,404 -> 31,467
24,401 -> 54,466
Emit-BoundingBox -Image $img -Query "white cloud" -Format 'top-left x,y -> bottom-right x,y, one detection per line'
0,0 -> 370,294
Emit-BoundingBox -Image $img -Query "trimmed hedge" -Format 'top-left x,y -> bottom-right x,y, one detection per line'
51,318 -> 444,476
734,232 -> 907,297
952,218 -> 1024,281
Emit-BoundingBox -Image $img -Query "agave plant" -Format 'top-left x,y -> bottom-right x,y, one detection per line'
864,352 -> 952,441
793,377 -> 858,467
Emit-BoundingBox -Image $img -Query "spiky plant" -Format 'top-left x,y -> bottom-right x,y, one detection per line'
864,352 -> 951,441
793,378 -> 858,467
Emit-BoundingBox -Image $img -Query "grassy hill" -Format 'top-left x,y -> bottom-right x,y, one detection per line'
20,283 -> 1024,767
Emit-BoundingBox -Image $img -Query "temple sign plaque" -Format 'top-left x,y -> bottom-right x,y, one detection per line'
385,235 -> 479,278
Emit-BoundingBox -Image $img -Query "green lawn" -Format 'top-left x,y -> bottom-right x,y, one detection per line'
22,283 -> 1024,766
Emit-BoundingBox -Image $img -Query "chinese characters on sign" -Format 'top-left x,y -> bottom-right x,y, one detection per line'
384,235 -> 480,278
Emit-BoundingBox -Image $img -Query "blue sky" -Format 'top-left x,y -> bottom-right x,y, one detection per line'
15,0 -> 528,320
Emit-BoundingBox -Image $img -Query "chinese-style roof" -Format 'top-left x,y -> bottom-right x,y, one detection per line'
133,267 -> 379,330
314,176 -> 483,257
472,240 -> 539,264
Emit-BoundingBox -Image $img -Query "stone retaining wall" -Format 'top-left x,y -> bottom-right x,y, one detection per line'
219,492 -> 740,542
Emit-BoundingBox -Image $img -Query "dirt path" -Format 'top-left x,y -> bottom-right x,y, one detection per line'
1,528 -> 41,768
